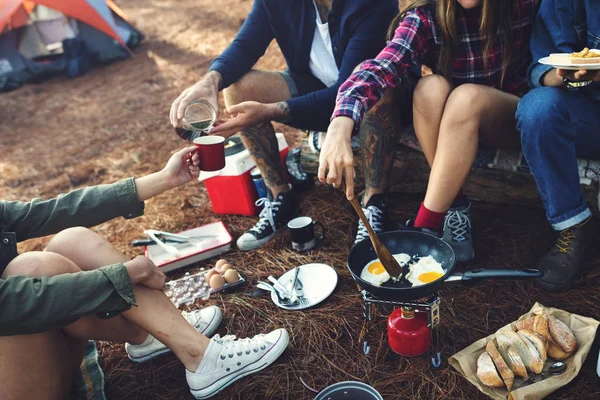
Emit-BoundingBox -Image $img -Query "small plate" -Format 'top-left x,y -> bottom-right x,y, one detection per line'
271,263 -> 338,310
539,51 -> 600,70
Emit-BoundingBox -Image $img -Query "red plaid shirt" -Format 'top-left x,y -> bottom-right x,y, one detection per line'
333,0 -> 540,130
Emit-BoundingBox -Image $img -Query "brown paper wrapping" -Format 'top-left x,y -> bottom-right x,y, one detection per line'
449,303 -> 599,400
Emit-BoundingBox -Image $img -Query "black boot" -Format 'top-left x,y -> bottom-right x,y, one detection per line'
535,217 -> 599,292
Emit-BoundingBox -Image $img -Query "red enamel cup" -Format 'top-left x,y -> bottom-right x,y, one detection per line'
193,136 -> 226,172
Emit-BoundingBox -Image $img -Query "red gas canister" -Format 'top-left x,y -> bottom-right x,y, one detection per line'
387,307 -> 430,356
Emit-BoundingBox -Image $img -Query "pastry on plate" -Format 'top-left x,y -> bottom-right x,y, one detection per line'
549,47 -> 600,64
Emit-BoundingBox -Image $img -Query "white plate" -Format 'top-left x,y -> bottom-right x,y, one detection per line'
271,263 -> 338,310
539,51 -> 600,70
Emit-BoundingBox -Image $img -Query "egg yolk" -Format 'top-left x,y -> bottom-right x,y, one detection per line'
418,272 -> 443,283
367,262 -> 386,275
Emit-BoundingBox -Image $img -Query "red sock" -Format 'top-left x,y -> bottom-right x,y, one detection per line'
414,202 -> 446,232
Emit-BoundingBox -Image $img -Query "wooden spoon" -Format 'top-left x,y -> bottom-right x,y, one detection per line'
340,181 -> 403,279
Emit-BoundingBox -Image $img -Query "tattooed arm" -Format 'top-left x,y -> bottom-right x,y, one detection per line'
210,101 -> 290,137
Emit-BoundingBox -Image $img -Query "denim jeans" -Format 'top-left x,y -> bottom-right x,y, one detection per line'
516,86 -> 600,230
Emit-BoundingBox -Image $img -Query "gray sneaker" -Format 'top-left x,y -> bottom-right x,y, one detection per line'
442,202 -> 474,263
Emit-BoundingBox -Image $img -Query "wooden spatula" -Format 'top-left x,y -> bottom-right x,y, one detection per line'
340,181 -> 403,279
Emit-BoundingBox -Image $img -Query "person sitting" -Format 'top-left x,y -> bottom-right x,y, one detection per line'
515,0 -> 600,291
0,147 -> 289,400
170,0 -> 400,250
319,0 -> 540,263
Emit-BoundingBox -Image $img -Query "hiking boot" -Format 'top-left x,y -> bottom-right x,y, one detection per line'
236,191 -> 298,251
354,194 -> 393,246
186,329 -> 289,399
442,201 -> 474,263
535,216 -> 599,292
399,219 -> 441,237
126,306 -> 222,363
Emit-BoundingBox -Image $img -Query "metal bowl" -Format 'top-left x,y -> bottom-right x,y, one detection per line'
314,381 -> 383,400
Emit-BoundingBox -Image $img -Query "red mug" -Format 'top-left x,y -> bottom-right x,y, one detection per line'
192,136 -> 226,171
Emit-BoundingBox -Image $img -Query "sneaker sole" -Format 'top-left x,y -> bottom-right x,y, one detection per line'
236,232 -> 276,251
189,330 -> 289,399
128,308 -> 223,363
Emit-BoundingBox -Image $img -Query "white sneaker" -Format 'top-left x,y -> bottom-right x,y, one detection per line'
186,328 -> 289,399
126,306 -> 222,363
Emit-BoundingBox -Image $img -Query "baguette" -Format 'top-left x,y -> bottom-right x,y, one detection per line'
477,351 -> 505,388
486,339 -> 514,391
498,330 -> 543,374
547,315 -> 577,354
518,329 -> 548,363
496,333 -> 528,378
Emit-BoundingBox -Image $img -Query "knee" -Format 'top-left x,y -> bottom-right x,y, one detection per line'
413,74 -> 452,112
45,227 -> 104,258
443,84 -> 488,126
516,87 -> 567,146
223,72 -> 256,105
2,251 -> 80,278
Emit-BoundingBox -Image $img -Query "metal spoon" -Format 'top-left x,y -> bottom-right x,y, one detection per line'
257,281 -> 295,305
520,361 -> 567,387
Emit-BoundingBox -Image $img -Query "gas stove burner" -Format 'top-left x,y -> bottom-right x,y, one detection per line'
360,290 -> 442,367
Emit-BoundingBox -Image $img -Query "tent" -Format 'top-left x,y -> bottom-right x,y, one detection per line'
0,0 -> 143,91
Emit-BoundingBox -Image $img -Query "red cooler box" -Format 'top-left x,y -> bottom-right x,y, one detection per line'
199,132 -> 289,216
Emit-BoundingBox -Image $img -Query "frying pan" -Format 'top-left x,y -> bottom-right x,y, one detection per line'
348,230 -> 543,301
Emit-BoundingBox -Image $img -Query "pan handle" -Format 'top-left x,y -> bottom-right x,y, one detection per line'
446,268 -> 543,284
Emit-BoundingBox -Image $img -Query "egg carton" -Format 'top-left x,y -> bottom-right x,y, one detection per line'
164,269 -> 245,307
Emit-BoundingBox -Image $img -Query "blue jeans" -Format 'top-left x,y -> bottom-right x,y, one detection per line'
516,86 -> 600,230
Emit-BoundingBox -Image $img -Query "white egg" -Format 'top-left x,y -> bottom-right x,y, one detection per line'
360,259 -> 391,286
405,256 -> 445,287
393,253 -> 411,266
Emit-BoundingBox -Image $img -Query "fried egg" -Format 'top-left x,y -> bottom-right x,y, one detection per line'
405,256 -> 445,287
360,260 -> 390,286
360,253 -> 411,286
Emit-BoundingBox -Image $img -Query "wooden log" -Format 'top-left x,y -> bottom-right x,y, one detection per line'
300,137 -> 599,211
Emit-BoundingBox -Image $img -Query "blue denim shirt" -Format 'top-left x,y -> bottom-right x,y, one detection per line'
208,0 -> 398,131
529,0 -> 600,101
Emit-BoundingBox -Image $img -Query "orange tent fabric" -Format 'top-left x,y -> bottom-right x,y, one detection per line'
0,0 -> 128,48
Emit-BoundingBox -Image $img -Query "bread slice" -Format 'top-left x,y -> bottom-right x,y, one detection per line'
486,339 -> 514,390
518,329 -> 548,363
495,333 -> 528,378
549,48 -> 600,65
549,53 -> 571,64
516,317 -> 535,332
477,351 -> 505,388
547,315 -> 577,354
533,315 -> 552,342
498,330 -> 543,374
548,342 -> 570,360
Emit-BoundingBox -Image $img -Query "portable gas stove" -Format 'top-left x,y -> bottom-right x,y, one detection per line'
360,290 -> 442,367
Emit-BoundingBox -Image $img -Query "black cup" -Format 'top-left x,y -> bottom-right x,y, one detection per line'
287,216 -> 325,251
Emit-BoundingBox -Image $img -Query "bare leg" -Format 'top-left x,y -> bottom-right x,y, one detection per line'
359,88 -> 402,204
223,70 -> 292,197
0,328 -> 86,400
45,227 -> 147,344
423,84 -> 521,212
412,74 -> 453,167
1,250 -> 210,372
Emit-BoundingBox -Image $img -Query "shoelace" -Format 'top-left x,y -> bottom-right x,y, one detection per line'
251,198 -> 281,234
356,205 -> 384,242
181,310 -> 202,327
554,227 -> 576,254
444,209 -> 471,242
213,334 -> 268,359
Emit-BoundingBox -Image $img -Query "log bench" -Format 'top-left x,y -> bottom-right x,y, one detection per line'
299,128 -> 600,212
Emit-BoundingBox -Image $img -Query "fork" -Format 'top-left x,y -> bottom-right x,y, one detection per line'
286,275 -> 309,306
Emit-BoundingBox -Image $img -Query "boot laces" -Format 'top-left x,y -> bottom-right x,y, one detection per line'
555,228 -> 576,254
356,205 -> 384,243
444,209 -> 471,242
250,198 -> 281,234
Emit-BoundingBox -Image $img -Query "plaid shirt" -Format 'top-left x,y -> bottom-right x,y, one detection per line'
333,0 -> 540,130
